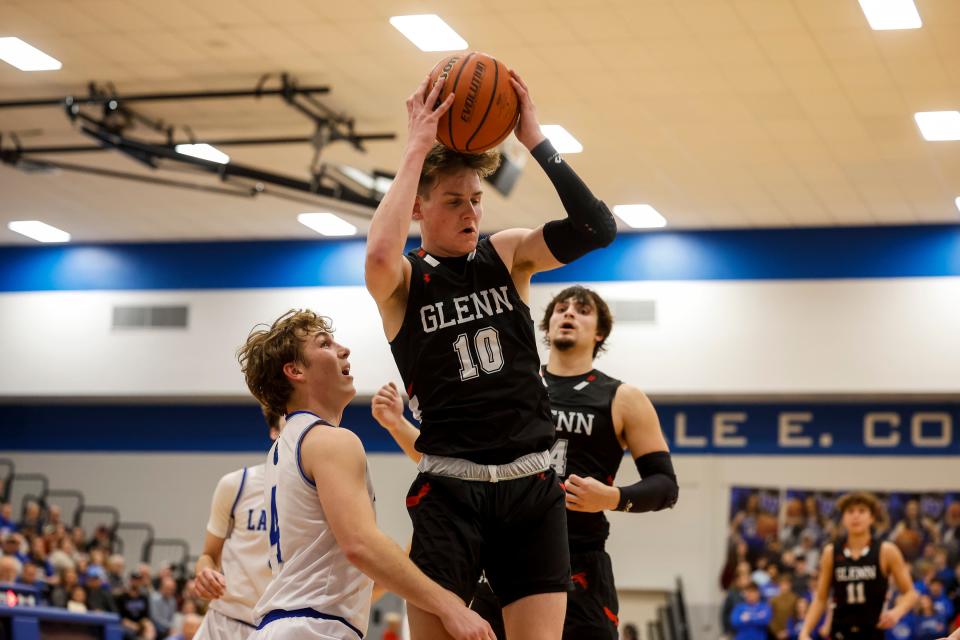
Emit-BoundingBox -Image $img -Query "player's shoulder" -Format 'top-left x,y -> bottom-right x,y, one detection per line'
612,381 -> 652,409
301,424 -> 365,459
878,539 -> 903,559
216,467 -> 247,490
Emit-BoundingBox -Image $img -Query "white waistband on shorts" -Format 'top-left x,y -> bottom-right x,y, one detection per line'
417,450 -> 551,482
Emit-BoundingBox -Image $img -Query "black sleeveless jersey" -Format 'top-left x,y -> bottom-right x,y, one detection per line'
542,367 -> 624,550
389,237 -> 555,465
831,535 -> 888,629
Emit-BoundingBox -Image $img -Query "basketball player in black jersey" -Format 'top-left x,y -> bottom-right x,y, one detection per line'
373,285 -> 679,639
365,70 -> 616,640
800,492 -> 917,640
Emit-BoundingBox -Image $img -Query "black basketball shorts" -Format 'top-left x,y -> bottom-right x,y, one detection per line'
563,549 -> 619,640
406,468 -> 570,607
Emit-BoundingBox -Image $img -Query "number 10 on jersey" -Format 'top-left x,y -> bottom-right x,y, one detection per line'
453,327 -> 504,381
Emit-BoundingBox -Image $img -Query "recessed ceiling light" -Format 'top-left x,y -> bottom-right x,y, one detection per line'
540,125 -> 583,154
297,213 -> 357,237
955,196 -> 960,213
857,0 -> 922,30
612,204 -> 667,229
914,111 -> 960,141
175,143 -> 230,164
0,37 -> 62,71
389,15 -> 468,52
7,220 -> 71,243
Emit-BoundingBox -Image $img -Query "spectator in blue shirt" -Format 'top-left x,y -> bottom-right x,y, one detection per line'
915,595 -> 946,640
0,503 -> 15,536
732,583 -> 773,640
929,579 -> 954,624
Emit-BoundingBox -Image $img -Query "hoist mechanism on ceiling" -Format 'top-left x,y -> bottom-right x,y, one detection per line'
0,73 -> 397,213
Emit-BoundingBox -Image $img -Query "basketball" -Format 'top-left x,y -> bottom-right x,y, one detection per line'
428,52 -> 520,153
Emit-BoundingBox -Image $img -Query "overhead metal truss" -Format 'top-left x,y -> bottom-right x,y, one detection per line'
0,73 -> 397,212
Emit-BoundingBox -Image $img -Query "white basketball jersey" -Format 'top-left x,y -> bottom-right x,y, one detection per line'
254,411 -> 374,637
209,464 -> 272,626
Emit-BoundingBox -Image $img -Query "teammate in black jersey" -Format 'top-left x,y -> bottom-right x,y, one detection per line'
372,286 -> 679,639
800,492 -> 917,640
365,70 -> 616,640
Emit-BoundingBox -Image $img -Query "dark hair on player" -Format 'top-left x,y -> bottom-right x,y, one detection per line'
539,285 -> 614,357
836,491 -> 889,530
417,143 -> 500,199
237,309 -> 335,418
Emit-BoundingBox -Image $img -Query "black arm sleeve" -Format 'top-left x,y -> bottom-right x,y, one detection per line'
615,450 -> 679,513
531,138 -> 617,264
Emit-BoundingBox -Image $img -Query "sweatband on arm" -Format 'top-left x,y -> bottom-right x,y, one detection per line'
616,451 -> 678,513
532,138 -> 617,263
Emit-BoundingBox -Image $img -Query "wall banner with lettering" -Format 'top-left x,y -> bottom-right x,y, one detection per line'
657,404 -> 960,455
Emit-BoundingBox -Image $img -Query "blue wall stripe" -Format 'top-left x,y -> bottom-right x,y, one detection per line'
2,402 -> 958,455
1,224 -> 959,292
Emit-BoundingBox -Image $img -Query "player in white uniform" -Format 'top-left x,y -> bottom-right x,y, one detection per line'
237,309 -> 494,640
194,408 -> 282,639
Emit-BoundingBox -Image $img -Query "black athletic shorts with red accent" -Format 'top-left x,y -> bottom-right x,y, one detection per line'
406,469 -> 570,607
564,549 -> 619,640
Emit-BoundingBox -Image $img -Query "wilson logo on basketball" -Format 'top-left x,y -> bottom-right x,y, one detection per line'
460,61 -> 486,122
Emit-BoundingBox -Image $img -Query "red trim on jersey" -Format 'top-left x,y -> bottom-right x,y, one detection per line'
572,572 -> 588,589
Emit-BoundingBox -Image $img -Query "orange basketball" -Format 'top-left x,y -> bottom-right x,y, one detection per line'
428,52 -> 520,153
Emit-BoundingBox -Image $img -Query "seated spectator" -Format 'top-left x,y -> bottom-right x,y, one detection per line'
752,556 -> 772,588
770,573 -> 799,640
167,613 -> 201,640
0,503 -> 15,536
50,567 -> 81,608
0,555 -> 19,584
723,573 -> 752,637
914,595 -> 946,640
794,530 -> 821,570
149,576 -> 177,638
70,526 -> 86,549
28,536 -> 55,578
169,596 -> 198,635
16,562 -> 49,605
786,598 -> 811,640
930,579 -> 955,624
761,563 -> 782,600
118,571 -> 155,640
3,532 -> 28,565
84,566 -> 118,613
107,554 -> 126,592
942,502 -> 960,558
42,504 -> 64,537
934,548 -> 954,585
67,585 -> 88,613
891,499 -> 940,562
731,582 -> 772,640
87,525 -> 113,553
20,501 -> 43,535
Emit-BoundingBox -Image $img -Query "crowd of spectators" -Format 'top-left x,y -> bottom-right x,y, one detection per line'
0,491 -> 203,640
721,488 -> 960,640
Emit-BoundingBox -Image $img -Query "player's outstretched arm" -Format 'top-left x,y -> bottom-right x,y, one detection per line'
491,70 -> 616,280
194,470 -> 239,600
371,382 -> 422,463
877,541 -> 919,629
565,385 -> 677,513
800,547 -> 834,640
366,75 -> 453,308
302,427 -> 494,640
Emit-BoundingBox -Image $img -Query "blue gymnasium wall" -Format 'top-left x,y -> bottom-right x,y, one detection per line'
2,402 -> 958,455
1,223 -> 960,292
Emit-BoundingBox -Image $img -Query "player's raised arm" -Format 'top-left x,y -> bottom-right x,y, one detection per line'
302,427 -> 494,640
371,382 -> 422,463
365,75 -> 454,305
492,70 -> 617,278
800,546 -> 834,640
877,541 -> 919,628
